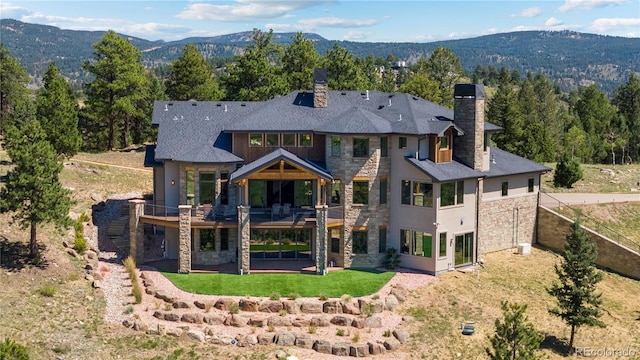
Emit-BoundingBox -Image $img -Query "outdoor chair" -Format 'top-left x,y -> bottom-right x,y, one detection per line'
282,203 -> 291,219
271,203 -> 281,220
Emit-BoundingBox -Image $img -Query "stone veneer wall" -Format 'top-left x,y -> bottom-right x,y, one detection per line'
537,206 -> 640,280
478,194 -> 538,254
178,205 -> 192,273
326,136 -> 390,268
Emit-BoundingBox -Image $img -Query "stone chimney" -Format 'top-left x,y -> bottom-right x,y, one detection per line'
313,68 -> 328,108
453,84 -> 487,171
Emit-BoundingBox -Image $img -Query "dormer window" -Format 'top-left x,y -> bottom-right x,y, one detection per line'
439,136 -> 449,149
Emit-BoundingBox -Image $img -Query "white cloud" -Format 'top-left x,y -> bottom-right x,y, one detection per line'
266,17 -> 378,32
407,34 -> 434,42
0,2 -> 30,18
177,0 -> 332,22
21,12 -> 122,25
558,0 -> 629,12
590,17 -> 640,32
343,31 -> 373,41
511,7 -> 542,18
545,17 -> 564,26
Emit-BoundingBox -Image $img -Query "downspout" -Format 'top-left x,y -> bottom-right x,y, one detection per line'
475,177 -> 481,265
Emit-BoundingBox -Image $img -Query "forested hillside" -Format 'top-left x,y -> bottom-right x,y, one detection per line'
1,19 -> 638,94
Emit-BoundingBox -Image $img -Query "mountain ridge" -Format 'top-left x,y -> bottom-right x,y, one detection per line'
1,18 -> 638,94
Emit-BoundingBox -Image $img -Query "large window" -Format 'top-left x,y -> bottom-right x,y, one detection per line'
200,229 -> 215,251
379,228 -> 387,253
331,136 -> 341,157
352,231 -> 368,254
298,133 -> 312,147
527,178 -> 534,193
266,133 -> 279,147
441,180 -> 464,207
200,172 -> 216,204
249,133 -> 263,147
353,181 -> 369,204
353,138 -> 369,157
220,172 -> 229,205
380,179 -> 388,205
220,228 -> 229,251
380,137 -> 388,157
400,229 -> 432,258
439,232 -> 447,258
282,133 -> 296,146
401,180 -> 432,207
502,181 -> 509,196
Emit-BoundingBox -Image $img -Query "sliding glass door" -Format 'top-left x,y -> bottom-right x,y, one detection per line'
454,232 -> 474,266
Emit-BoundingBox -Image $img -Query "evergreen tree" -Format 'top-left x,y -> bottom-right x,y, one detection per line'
564,125 -> 588,161
400,73 -> 442,105
222,29 -> 288,101
0,45 -> 30,133
613,73 -> 640,162
165,44 -> 223,101
320,44 -> 365,91
553,153 -> 583,188
282,32 -> 319,91
547,218 -> 604,352
486,301 -> 543,360
82,31 -> 149,150
425,46 -> 463,108
36,62 -> 81,158
573,85 -> 616,163
487,70 -> 524,155
0,105 -> 72,259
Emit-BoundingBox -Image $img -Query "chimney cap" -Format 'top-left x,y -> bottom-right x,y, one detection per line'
454,84 -> 485,99
313,68 -> 328,84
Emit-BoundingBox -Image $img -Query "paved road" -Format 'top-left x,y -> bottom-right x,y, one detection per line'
540,192 -> 640,208
69,158 -> 152,173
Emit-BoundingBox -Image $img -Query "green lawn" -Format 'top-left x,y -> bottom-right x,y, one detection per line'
161,269 -> 395,297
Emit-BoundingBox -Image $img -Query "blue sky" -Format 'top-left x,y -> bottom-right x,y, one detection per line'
2,0 -> 639,42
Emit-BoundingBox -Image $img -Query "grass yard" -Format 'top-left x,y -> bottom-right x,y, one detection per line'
161,269 -> 395,298
541,162 -> 640,193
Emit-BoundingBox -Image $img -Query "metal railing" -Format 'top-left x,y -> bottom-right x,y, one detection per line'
143,203 -> 179,219
539,192 -> 640,253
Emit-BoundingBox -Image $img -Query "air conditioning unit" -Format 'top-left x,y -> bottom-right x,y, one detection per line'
517,243 -> 531,256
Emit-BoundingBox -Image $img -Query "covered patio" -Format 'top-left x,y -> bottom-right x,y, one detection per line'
143,259 -> 343,274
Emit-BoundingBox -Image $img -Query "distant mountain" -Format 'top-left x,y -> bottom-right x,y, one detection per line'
2,18 -> 639,94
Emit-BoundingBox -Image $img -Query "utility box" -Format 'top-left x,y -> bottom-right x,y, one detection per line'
517,243 -> 531,255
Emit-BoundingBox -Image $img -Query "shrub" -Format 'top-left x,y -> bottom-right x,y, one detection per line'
308,325 -> 317,334
123,305 -> 134,315
38,284 -> 56,297
319,293 -> 328,301
341,294 -> 352,302
352,331 -> 360,343
73,236 -> 87,255
279,309 -> 288,317
553,154 -> 583,188
383,329 -> 391,337
382,247 -> 401,270
269,292 -> 281,301
0,338 -> 29,360
123,256 -> 142,304
288,293 -> 300,300
362,303 -> 376,317
78,212 -> 90,223
230,303 -> 240,314
336,329 -> 345,336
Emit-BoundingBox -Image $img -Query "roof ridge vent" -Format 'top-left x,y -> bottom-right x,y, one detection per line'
164,104 -> 168,111
388,98 -> 392,106
224,104 -> 228,112
366,90 -> 370,100
398,114 -> 402,122
491,154 -> 496,164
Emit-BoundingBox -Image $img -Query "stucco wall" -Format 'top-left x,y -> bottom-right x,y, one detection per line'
537,206 -> 640,280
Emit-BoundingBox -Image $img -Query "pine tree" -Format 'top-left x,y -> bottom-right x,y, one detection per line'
0,45 -> 30,133
282,32 -> 319,91
82,31 -> 149,150
0,104 -> 73,259
486,301 -> 543,360
613,73 -> 640,162
320,44 -> 366,91
553,153 -> 583,188
165,44 -> 223,101
36,62 -> 82,158
425,46 -> 463,108
547,218 -> 604,352
400,73 -> 442,105
487,69 -> 524,155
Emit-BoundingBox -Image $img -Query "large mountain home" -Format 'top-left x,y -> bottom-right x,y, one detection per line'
133,70 -> 549,275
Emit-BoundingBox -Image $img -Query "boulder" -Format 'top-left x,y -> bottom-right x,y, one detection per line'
281,299 -> 300,314
259,300 -> 283,313
300,301 -> 323,314
290,317 -> 310,327
364,316 -> 383,328
350,343 -> 369,357
402,315 -> 415,324
224,314 -> 248,327
85,250 -> 97,260
267,315 -> 291,327
214,297 -> 238,311
145,287 -> 156,296
257,333 -> 275,345
368,341 -> 386,355
193,300 -> 208,310
202,313 -> 225,325
275,332 -> 296,346
393,328 -> 410,344
384,338 -> 401,350
239,298 -> 259,312
332,342 -> 350,356
391,285 -> 407,302
209,335 -> 235,345
313,339 -> 332,354
173,301 -> 191,309
309,316 -> 330,327
385,295 -> 400,311
249,316 -> 268,327
341,301 -> 361,315
295,334 -> 314,349
323,300 -> 343,314
132,320 -> 148,332
152,311 -> 165,320
92,280 -> 103,289
166,328 -> 182,337
122,319 -> 134,328
92,272 -> 104,281
181,313 -> 203,324
164,312 -> 180,322
351,317 -> 365,329
154,290 -> 177,304
236,334 -> 258,347
185,330 -> 205,342
330,315 -> 352,327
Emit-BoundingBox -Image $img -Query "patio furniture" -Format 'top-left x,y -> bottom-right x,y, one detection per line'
282,203 -> 291,218
271,203 -> 281,220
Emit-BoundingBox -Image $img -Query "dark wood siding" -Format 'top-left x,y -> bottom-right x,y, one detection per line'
233,133 -> 326,163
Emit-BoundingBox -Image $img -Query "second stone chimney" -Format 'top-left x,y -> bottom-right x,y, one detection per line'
453,84 -> 488,171
313,68 -> 328,108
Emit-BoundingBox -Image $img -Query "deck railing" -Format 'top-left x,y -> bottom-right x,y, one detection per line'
143,204 -> 179,219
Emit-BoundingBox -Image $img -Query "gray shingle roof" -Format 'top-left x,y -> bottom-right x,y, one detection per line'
405,156 -> 485,182
152,100 -> 259,163
484,148 -> 551,178
230,148 -> 333,183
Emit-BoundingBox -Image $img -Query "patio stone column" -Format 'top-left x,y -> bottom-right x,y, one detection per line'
237,205 -> 250,275
178,205 -> 192,274
129,199 -> 145,265
315,205 -> 328,275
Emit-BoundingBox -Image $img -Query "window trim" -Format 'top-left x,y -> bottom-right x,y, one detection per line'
282,133 -> 296,147
352,230 -> 368,254
399,136 -> 407,149
199,229 -> 216,252
298,133 -> 313,147
380,136 -> 388,157
379,178 -> 388,205
353,138 -> 370,158
378,227 -> 387,254
331,136 -> 341,157
249,133 -> 264,147
266,133 -> 280,147
352,180 -> 369,205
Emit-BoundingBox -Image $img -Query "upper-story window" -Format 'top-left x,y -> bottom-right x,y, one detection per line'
380,178 -> 388,205
401,179 -> 432,207
249,133 -> 263,147
353,138 -> 369,157
353,181 -> 369,204
441,180 -> 464,207
220,172 -> 229,205
399,136 -> 407,149
266,133 -> 279,147
200,172 -> 216,204
331,136 -> 341,157
502,181 -> 509,196
282,133 -> 296,146
380,137 -> 388,157
298,133 -> 312,147
439,136 -> 449,149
